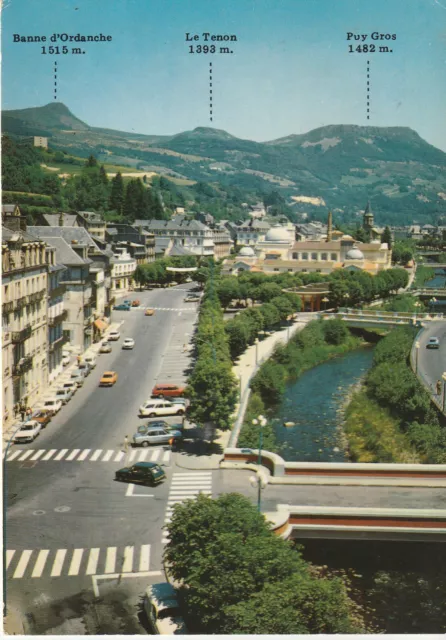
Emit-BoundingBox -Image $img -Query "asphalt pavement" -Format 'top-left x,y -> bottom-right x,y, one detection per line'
415,320 -> 446,403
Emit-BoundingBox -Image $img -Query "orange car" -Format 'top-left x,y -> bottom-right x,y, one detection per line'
151,384 -> 185,398
132,300 -> 141,307
99,371 -> 118,387
145,308 -> 155,316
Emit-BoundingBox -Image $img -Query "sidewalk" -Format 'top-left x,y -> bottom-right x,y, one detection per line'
2,321 -> 123,453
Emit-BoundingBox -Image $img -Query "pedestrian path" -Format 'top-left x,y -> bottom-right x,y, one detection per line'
133,306 -> 196,312
6,447 -> 171,464
6,543 -> 154,580
162,472 -> 212,544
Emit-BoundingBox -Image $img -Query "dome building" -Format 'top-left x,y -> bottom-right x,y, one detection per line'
256,225 -> 294,260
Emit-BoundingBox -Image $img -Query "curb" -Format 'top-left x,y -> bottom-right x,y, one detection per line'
174,453 -> 223,471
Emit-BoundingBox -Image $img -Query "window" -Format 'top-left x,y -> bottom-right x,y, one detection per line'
321,253 -> 327,261
302,252 -> 308,260
274,268 -> 279,272
292,252 -> 298,259
331,253 -> 337,261
316,269 -> 321,273
311,253 -> 318,260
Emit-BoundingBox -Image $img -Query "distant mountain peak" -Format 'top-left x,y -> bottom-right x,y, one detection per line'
2,102 -> 90,133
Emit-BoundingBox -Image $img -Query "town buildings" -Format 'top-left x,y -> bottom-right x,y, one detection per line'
46,245 -> 67,383
135,217 -> 215,257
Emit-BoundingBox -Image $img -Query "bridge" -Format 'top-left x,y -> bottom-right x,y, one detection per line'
323,308 -> 443,329
412,288 -> 446,299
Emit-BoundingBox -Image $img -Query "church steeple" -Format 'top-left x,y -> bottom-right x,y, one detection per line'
326,210 -> 333,242
363,200 -> 374,229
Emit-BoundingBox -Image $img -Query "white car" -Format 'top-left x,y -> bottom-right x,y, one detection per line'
122,338 -> 135,350
84,354 -> 97,369
108,330 -> 120,341
62,354 -> 71,366
55,387 -> 75,404
139,399 -> 185,418
70,369 -> 86,387
62,381 -> 78,394
13,420 -> 42,444
144,583 -> 187,635
40,398 -> 63,415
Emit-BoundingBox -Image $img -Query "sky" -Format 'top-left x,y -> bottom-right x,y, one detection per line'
2,0 -> 446,150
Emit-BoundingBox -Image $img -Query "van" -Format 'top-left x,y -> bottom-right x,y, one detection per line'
152,384 -> 185,398
84,355 -> 97,369
143,583 -> 187,635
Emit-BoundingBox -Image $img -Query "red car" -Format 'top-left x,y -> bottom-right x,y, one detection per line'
151,384 -> 186,398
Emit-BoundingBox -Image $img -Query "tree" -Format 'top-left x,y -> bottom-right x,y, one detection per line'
225,317 -> 251,358
256,282 -> 283,303
217,277 -> 240,309
381,226 -> 393,248
85,154 -> 98,167
259,302 -> 281,330
270,295 -> 294,322
322,318 -> 349,345
251,360 -> 287,405
109,172 -> 125,214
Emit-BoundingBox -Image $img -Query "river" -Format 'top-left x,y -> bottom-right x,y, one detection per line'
425,267 -> 446,289
272,347 -> 375,462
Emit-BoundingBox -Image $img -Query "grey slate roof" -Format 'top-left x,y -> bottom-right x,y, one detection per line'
31,226 -> 100,249
2,226 -> 44,243
2,204 -> 19,214
41,214 -> 78,227
237,219 -> 271,231
135,218 -> 210,232
35,236 -> 89,265
167,244 -> 196,256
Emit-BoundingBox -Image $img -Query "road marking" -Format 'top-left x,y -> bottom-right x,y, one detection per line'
30,449 -> 46,461
162,450 -> 170,462
68,549 -> 84,576
151,449 -> 160,461
77,449 -> 91,461
42,449 -> 57,460
92,570 -> 162,598
6,550 -> 15,569
13,550 -> 33,578
102,450 -> 114,462
122,546 -> 133,573
50,549 -> 67,576
90,449 -> 103,461
18,450 -> 34,461
129,450 -> 137,462
138,450 -> 148,461
55,449 -> 68,461
125,482 -> 154,498
66,449 -> 81,461
114,451 -> 125,462
31,550 -> 50,578
86,548 -> 100,575
6,451 -> 22,461
139,545 -> 150,571
105,547 -> 117,573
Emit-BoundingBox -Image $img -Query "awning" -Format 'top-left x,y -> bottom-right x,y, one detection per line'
94,319 -> 108,332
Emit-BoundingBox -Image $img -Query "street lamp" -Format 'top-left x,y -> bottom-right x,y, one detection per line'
415,340 -> 420,374
430,297 -> 437,313
251,414 -> 267,511
442,372 -> 446,412
343,292 -> 350,310
322,296 -> 329,311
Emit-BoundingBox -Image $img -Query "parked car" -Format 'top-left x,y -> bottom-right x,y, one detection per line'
137,420 -> 185,434
143,583 -> 187,635
13,420 -> 42,444
124,300 -> 132,306
108,330 -> 121,341
55,387 -> 75,404
122,338 -> 135,350
78,361 -> 92,376
426,337 -> 440,349
62,353 -> 71,366
113,303 -> 131,311
168,281 -> 179,288
115,462 -> 166,485
139,400 -> 185,418
145,308 -> 155,316
133,425 -> 182,447
84,354 -> 97,369
31,409 -> 52,428
99,371 -> 118,387
70,369 -> 86,387
99,341 -> 112,354
184,294 -> 200,302
40,398 -> 63,415
152,384 -> 185,399
131,299 -> 140,307
62,381 -> 78,394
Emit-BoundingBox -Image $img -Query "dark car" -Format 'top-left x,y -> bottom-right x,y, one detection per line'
113,303 -> 131,311
138,420 -> 184,434
115,462 -> 166,485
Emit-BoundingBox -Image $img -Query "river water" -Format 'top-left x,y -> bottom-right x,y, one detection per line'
425,267 -> 446,288
272,347 -> 375,462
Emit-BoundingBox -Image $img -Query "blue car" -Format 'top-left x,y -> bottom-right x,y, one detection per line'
113,303 -> 131,311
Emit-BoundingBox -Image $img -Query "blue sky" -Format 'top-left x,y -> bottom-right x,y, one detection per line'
3,0 -> 446,150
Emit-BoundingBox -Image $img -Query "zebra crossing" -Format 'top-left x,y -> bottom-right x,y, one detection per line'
162,472 -> 213,544
6,543 -> 153,580
6,447 -> 171,464
134,306 -> 196,312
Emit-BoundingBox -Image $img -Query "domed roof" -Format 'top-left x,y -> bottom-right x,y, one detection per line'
264,226 -> 291,242
346,246 -> 365,260
239,246 -> 255,257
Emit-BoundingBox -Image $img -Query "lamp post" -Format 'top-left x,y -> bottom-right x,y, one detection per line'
343,292 -> 350,310
322,296 -> 329,311
430,297 -> 437,314
415,340 -> 420,374
414,301 -> 421,321
251,415 -> 267,511
442,372 -> 446,412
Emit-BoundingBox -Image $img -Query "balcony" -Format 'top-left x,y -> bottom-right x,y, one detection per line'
3,301 -> 14,314
48,309 -> 68,327
12,355 -> 33,376
14,295 -> 28,310
84,295 -> 95,308
49,332 -> 70,351
11,325 -> 32,343
29,290 -> 46,304
49,284 -> 65,298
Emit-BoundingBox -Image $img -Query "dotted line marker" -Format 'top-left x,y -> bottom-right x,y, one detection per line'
366,60 -> 370,120
209,62 -> 213,122
54,62 -> 57,100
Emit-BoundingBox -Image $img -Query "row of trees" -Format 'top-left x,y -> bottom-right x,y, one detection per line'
185,269 -> 238,431
164,493 -> 368,634
366,327 -> 446,463
329,267 -> 409,307
133,256 -> 198,287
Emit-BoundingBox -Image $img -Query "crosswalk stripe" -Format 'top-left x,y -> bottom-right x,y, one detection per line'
105,547 -> 117,573
68,549 -> 84,576
139,545 -> 150,571
18,451 -> 34,461
151,449 -> 160,461
138,450 -> 148,461
55,449 -> 68,461
122,546 -> 134,573
86,548 -> 100,575
102,450 -> 114,462
6,550 -> 15,569
90,449 -> 103,461
172,473 -> 212,477
13,550 -> 33,578
6,451 -> 22,461
30,450 -> 46,461
162,450 -> 170,462
129,450 -> 137,462
51,549 -> 67,577
114,451 -> 125,462
169,491 -> 212,498
77,449 -> 91,461
66,449 -> 81,461
42,449 -> 57,460
31,550 -> 49,578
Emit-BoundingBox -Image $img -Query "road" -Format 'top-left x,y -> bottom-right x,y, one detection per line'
415,320 -> 446,401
